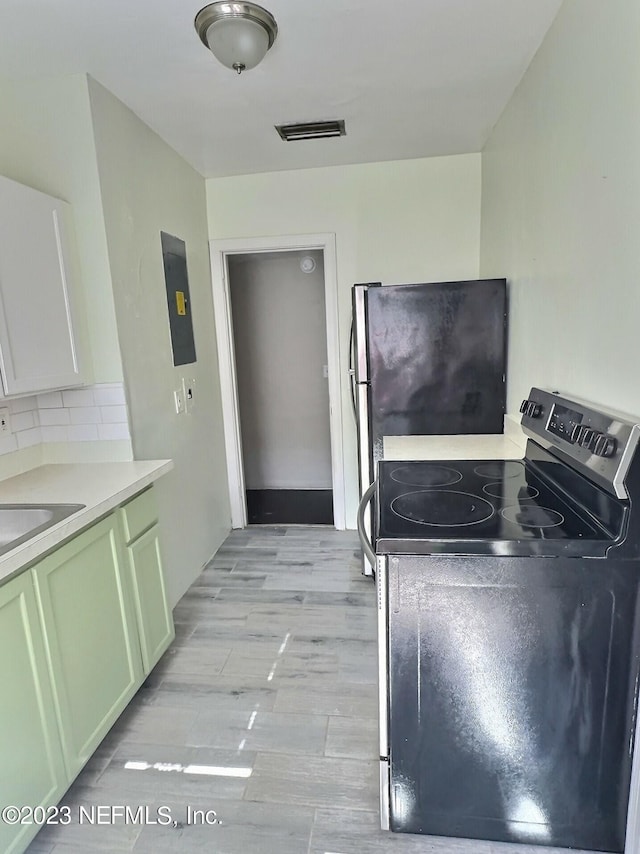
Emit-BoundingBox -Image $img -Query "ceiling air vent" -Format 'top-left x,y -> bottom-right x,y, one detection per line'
275,120 -> 346,141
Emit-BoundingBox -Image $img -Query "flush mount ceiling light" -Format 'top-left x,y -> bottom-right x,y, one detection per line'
195,2 -> 278,74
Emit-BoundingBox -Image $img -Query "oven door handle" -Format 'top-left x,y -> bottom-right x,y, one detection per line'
357,480 -> 377,568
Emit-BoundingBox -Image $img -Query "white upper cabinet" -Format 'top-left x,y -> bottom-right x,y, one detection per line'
0,175 -> 86,397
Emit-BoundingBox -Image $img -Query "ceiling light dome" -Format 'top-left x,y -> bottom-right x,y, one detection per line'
195,2 -> 278,74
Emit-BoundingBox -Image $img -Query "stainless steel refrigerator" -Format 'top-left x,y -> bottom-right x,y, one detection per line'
350,279 -> 507,574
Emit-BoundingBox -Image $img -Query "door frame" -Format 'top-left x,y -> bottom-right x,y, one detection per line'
209,233 -> 345,530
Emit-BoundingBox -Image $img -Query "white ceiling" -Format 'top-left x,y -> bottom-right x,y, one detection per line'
0,0 -> 563,179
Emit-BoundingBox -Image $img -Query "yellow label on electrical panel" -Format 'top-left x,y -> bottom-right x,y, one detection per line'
176,291 -> 186,316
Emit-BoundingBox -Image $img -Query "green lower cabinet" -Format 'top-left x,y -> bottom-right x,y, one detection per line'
33,513 -> 144,779
0,573 -> 67,854
126,524 -> 175,673
0,490 -> 174,853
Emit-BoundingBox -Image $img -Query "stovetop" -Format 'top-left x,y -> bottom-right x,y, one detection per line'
376,459 -> 620,557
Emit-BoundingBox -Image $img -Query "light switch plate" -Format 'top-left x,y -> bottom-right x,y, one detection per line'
182,377 -> 196,413
173,389 -> 185,415
0,408 -> 10,433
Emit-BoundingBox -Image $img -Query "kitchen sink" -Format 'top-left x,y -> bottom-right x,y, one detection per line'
0,503 -> 85,556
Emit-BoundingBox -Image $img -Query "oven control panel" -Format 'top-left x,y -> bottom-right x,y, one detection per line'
520,388 -> 640,498
546,403 -> 582,441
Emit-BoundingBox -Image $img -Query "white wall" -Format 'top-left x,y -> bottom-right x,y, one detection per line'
88,78 -> 231,606
0,74 -> 121,384
229,250 -> 331,490
0,74 -> 134,470
480,0 -> 640,417
0,72 -> 230,604
206,154 -> 482,525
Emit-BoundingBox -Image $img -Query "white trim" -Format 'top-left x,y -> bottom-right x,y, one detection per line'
209,233 -> 346,530
210,250 -> 246,528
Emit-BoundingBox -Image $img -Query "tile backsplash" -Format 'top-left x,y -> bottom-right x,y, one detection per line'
0,382 -> 131,456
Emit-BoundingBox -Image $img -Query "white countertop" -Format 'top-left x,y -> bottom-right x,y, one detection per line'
383,431 -> 526,462
0,460 -> 173,586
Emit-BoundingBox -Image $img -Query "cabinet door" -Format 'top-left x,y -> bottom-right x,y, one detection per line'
127,525 -> 174,673
0,573 -> 67,854
33,515 -> 143,779
0,175 -> 85,395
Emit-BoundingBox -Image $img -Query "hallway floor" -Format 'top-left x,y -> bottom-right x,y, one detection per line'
28,527 -> 593,854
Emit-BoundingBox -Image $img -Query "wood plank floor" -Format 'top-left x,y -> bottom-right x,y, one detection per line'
27,527 -> 594,854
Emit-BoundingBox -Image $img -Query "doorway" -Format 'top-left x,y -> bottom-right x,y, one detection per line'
228,250 -> 332,524
209,234 -> 345,530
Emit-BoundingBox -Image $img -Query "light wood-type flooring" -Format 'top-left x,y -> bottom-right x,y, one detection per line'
28,527 -> 594,854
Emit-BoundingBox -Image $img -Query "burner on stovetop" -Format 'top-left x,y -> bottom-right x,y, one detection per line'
482,481 -> 540,500
391,490 -> 495,527
501,505 -> 564,528
390,465 -> 462,488
474,461 -> 524,479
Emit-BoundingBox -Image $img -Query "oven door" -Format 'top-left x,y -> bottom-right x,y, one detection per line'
387,553 -> 639,853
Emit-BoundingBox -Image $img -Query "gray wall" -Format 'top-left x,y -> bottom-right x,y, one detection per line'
229,250 -> 332,490
88,78 -> 231,607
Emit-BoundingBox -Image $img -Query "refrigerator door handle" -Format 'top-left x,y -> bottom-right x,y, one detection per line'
352,284 -> 369,383
349,369 -> 357,423
348,321 -> 357,423
357,481 -> 377,568
356,383 -> 375,576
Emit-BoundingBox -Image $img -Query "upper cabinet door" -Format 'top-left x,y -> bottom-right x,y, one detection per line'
0,176 -> 86,396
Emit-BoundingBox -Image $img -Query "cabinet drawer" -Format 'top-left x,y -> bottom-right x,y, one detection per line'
120,488 -> 158,544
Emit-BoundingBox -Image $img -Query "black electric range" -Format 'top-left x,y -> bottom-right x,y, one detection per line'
362,388 -> 640,853
376,454 -> 623,557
